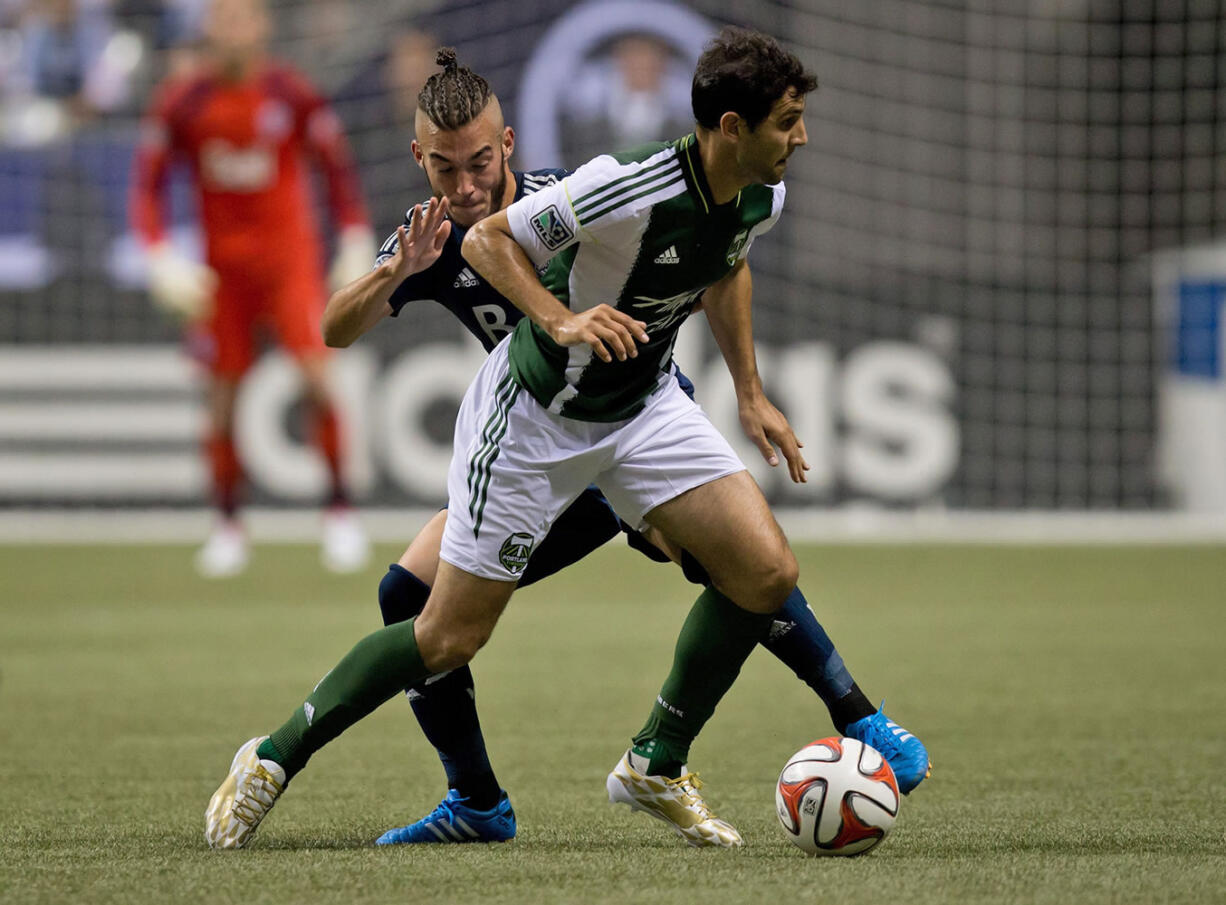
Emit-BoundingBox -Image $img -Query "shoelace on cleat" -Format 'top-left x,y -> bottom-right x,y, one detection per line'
422,799 -> 458,830
231,764 -> 282,827
870,725 -> 903,758
857,704 -> 909,759
664,773 -> 714,820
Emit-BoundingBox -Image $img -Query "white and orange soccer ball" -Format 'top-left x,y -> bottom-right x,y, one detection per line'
775,736 -> 900,856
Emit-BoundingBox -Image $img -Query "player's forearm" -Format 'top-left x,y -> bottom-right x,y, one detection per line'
129,150 -> 171,247
463,216 -> 572,333
702,262 -> 765,400
322,263 -> 396,347
307,104 -> 371,231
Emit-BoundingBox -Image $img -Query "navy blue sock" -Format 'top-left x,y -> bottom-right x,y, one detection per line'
761,586 -> 875,733
378,564 -> 502,809
377,564 -> 430,625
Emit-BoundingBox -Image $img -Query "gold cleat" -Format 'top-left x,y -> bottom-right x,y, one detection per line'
205,736 -> 286,850
606,750 -> 743,848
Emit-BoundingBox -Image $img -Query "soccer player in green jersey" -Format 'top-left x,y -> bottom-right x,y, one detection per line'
205,28 -> 928,851
459,29 -> 813,846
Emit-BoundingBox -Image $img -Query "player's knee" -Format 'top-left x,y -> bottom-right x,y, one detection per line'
419,622 -> 490,672
753,533 -> 798,597
719,548 -> 797,612
769,550 -> 800,603
430,637 -> 482,672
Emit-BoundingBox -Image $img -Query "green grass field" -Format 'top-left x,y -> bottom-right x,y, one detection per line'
3,541 -> 1225,904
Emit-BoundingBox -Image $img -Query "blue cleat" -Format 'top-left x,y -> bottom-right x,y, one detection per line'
845,705 -> 932,795
375,789 -> 517,845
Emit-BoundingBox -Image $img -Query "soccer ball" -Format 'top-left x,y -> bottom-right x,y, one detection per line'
775,736 -> 900,856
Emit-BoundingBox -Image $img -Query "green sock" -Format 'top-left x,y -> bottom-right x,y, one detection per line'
257,618 -> 429,779
632,587 -> 775,776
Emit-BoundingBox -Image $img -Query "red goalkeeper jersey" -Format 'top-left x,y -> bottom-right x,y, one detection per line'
130,59 -> 368,270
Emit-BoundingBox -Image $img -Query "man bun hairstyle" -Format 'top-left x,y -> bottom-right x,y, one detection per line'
417,47 -> 494,130
691,27 -> 817,131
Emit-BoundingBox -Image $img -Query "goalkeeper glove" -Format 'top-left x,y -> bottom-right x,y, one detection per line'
328,226 -> 377,291
145,243 -> 217,321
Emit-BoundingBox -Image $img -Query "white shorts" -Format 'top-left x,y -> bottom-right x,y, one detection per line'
439,339 -> 746,581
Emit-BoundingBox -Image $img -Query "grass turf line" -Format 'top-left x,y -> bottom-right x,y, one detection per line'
1,543 -> 1224,904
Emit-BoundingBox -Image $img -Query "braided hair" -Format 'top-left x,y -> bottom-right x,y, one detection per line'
417,47 -> 494,129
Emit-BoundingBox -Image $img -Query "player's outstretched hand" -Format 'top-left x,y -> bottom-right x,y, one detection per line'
145,243 -> 217,321
388,197 -> 452,280
739,393 -> 810,484
328,226 -> 378,291
551,304 -> 649,363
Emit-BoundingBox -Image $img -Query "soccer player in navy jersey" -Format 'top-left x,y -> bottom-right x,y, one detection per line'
205,44 -> 928,851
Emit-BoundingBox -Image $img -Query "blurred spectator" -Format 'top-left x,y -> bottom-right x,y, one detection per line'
560,33 -> 692,167
130,0 -> 375,577
338,26 -> 436,231
111,0 -> 206,59
18,0 -> 133,127
295,0 -> 353,77
385,27 -> 437,125
0,0 -> 22,29
0,0 -> 140,288
158,0 -> 209,49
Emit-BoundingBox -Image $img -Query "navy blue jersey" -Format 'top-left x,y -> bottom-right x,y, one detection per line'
377,168 -> 569,351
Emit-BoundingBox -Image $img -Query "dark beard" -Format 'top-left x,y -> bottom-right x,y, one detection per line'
490,152 -> 509,212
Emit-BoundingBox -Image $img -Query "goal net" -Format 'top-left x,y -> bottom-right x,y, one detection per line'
0,0 -> 1217,510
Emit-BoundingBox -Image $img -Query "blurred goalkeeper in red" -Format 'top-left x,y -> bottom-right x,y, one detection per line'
130,0 -> 374,577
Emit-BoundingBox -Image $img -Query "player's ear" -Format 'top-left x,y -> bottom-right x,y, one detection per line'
411,139 -> 425,167
502,126 -> 514,159
718,111 -> 741,142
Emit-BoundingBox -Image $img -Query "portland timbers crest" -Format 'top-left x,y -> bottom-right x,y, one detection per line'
498,532 -> 535,574
725,228 -> 750,265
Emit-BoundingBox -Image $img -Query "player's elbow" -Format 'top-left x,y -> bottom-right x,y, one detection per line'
460,219 -> 501,277
321,303 -> 352,348
460,221 -> 484,263
322,327 -> 351,349
321,326 -> 351,349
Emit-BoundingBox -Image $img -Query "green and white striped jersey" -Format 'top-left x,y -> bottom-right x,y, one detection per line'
504,133 -> 785,422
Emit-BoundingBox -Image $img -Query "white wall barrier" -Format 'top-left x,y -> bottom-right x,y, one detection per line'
0,335 -> 958,506
1153,243 -> 1226,511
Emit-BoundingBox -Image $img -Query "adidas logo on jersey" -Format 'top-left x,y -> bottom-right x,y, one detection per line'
454,268 -> 480,288
653,245 -> 680,264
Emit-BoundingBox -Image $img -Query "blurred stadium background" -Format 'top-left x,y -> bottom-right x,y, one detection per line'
5,5 -> 1226,901
2,0 -> 1226,539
